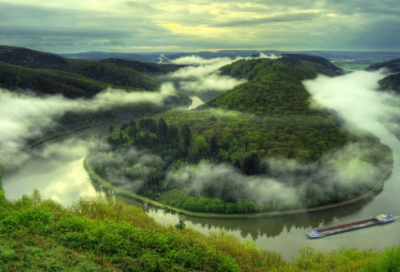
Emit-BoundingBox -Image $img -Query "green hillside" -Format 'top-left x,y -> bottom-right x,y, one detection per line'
100,58 -> 185,74
0,45 -> 190,141
0,45 -> 161,90
211,56 -> 340,114
1,189 -> 400,271
89,56 -> 392,214
379,73 -> 400,93
0,61 -> 126,98
366,58 -> 400,93
367,58 -> 400,73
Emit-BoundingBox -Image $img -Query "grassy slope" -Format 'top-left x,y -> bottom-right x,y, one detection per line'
2,189 -> 400,271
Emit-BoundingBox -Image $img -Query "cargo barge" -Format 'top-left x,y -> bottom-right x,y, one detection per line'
306,214 -> 396,239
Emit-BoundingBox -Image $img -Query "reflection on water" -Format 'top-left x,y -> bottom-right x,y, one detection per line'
3,122 -> 400,259
4,157 -> 96,206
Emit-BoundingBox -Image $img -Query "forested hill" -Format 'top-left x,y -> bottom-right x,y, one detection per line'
0,45 -> 181,90
366,58 -> 400,93
207,55 -> 342,114
367,58 -> 400,73
90,55 -> 392,214
100,58 -> 185,74
0,61 -> 143,98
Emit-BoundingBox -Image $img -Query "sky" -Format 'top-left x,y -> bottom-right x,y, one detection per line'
1,0 -> 400,53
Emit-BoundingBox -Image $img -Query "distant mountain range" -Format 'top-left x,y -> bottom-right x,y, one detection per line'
58,49 -> 400,63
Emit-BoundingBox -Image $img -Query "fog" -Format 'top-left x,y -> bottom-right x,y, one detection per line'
1,58 -> 398,210
304,70 -> 400,144
0,85 -> 175,157
164,53 -> 280,95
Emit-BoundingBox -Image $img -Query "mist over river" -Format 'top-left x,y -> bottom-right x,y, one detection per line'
3,102 -> 400,259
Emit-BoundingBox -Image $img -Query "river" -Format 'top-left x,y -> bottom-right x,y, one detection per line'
3,97 -> 400,260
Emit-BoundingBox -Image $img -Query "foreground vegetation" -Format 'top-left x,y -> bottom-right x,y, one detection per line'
1,190 -> 400,271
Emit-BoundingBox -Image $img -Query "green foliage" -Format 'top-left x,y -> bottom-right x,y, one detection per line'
214,57 -> 338,115
0,46 -> 160,90
379,73 -> 400,94
360,245 -> 400,272
175,218 -> 186,229
91,55 -> 392,214
101,58 -> 185,74
2,190 -> 400,271
0,61 -> 115,98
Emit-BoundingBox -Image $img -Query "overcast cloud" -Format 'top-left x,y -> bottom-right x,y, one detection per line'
1,0 -> 400,53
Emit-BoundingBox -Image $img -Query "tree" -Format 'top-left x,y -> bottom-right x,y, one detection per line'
233,159 -> 241,169
242,153 -> 259,175
181,125 -> 191,154
157,118 -> 168,141
175,218 -> 186,229
167,125 -> 179,144
209,137 -> 218,155
119,130 -> 123,143
109,124 -> 114,134
129,120 -> 137,138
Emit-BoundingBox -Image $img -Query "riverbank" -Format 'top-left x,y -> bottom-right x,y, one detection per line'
84,157 -> 392,219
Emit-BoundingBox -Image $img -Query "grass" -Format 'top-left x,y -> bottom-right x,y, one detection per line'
0,236 -> 114,271
2,189 -> 400,271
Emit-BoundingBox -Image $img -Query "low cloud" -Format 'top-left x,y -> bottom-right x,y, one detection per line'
179,74 -> 247,93
0,86 -> 175,157
164,53 -> 280,95
303,70 -> 400,142
165,143 -> 386,206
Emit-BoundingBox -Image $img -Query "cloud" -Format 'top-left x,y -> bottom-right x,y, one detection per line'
213,12 -> 320,27
0,86 -> 175,157
164,54 -> 279,95
179,74 -> 247,93
162,142 -> 385,206
2,0 -> 400,52
303,70 -> 400,139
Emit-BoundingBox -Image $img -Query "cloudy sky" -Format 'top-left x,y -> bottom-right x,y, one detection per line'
1,0 -> 400,53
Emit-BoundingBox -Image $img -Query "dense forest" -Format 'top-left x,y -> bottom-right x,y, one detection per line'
0,45 -> 164,90
89,56 -> 393,214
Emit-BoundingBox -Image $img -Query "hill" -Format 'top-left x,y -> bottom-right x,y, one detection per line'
366,58 -> 400,94
88,55 -> 392,214
210,55 -> 342,114
58,51 -> 149,61
2,189 -> 400,271
0,45 -> 190,143
0,45 -> 183,90
367,58 -> 400,74
0,61 -> 127,98
379,73 -> 400,93
100,58 -> 185,74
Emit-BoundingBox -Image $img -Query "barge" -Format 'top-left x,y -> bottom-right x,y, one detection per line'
306,214 -> 396,239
